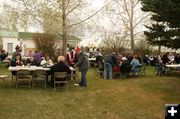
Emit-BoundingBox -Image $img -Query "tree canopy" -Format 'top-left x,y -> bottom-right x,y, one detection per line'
140,0 -> 180,49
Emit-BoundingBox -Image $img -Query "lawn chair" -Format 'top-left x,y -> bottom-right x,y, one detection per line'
130,65 -> 142,77
155,64 -> 165,76
33,70 -> 47,89
16,70 -> 32,89
54,72 -> 68,91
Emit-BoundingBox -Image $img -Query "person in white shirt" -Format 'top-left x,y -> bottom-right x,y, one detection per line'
40,55 -> 53,67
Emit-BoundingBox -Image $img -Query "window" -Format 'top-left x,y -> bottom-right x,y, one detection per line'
7,43 -> 13,54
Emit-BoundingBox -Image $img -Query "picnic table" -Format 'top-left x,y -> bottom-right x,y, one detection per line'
165,64 -> 180,68
165,64 -> 180,75
8,66 -> 75,80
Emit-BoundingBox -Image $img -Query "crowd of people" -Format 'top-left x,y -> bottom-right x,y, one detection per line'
5,45 -> 90,87
1,45 -> 180,86
93,51 -> 180,79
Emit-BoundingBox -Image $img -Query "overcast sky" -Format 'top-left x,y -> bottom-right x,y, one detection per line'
0,0 -> 146,46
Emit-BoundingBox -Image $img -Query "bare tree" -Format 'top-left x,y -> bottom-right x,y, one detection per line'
105,0 -> 149,52
2,7 -> 19,31
3,0 -> 113,56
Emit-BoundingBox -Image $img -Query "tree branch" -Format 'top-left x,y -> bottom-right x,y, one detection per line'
133,13 -> 150,29
65,0 -> 71,11
123,0 -> 131,20
66,0 -> 81,17
67,0 -> 113,29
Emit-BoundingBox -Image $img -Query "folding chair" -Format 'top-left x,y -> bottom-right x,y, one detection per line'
16,70 -> 32,89
33,70 -> 47,89
54,72 -> 68,91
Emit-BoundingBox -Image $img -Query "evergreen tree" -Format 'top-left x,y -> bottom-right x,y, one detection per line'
140,0 -> 180,49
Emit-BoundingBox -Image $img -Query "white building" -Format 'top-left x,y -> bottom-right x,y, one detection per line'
1,31 -> 81,56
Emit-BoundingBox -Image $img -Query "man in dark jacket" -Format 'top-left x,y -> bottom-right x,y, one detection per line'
104,52 -> 117,79
120,57 -> 131,78
50,56 -> 71,83
76,48 -> 90,87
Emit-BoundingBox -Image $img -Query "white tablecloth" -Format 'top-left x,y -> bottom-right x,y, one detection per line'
165,64 -> 180,68
8,66 -> 50,71
8,66 -> 75,80
88,58 -> 96,61
9,66 -> 75,71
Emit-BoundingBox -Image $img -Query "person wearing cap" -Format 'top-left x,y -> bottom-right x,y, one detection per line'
76,47 -> 90,87
120,57 -> 131,78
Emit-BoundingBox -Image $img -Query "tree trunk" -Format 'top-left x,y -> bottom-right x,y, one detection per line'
130,24 -> 134,52
130,2 -> 134,53
130,18 -> 134,53
158,45 -> 161,54
62,0 -> 67,56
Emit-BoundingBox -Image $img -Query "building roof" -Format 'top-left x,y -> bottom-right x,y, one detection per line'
0,31 -> 18,38
0,31 -> 81,41
18,32 -> 81,41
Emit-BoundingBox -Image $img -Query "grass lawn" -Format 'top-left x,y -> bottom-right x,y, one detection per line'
0,66 -> 180,119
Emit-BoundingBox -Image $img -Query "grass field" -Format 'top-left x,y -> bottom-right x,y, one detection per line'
0,66 -> 180,119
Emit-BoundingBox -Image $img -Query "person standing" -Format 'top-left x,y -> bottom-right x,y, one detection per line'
12,45 -> 22,58
76,48 -> 90,87
104,52 -> 117,79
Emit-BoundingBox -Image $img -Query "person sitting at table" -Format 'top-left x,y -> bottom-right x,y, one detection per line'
40,54 -> 53,67
130,55 -> 141,73
11,54 -> 23,76
34,50 -> 42,66
11,54 -> 23,67
26,56 -> 38,66
0,50 -> 8,61
175,53 -> 180,64
50,56 -> 71,85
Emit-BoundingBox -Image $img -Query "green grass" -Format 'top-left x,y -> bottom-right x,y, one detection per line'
0,66 -> 180,119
